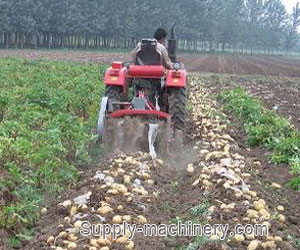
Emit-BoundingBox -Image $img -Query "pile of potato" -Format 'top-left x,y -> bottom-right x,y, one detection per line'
45,152 -> 165,250
186,78 -> 286,250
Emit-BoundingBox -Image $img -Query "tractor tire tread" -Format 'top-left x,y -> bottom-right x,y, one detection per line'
169,87 -> 186,131
105,86 -> 122,110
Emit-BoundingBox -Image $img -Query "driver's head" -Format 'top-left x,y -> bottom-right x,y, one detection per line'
154,28 -> 167,46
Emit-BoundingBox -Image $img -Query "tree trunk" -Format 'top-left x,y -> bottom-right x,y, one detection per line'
60,35 -> 65,49
5,32 -> 10,49
209,40 -> 213,52
85,35 -> 89,49
15,32 -> 18,48
20,32 -> 24,50
34,33 -> 38,49
48,33 -> 51,49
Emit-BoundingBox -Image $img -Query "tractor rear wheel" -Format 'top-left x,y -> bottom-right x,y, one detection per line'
105,86 -> 122,111
169,87 -> 187,131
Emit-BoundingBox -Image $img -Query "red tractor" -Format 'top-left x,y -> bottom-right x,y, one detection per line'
97,26 -> 187,157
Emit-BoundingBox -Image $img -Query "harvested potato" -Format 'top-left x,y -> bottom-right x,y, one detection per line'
273,236 -> 282,242
125,240 -> 135,249
116,184 -> 128,194
261,241 -> 276,249
157,159 -> 164,166
278,214 -> 286,223
117,205 -> 124,211
137,215 -> 148,224
247,209 -> 259,219
146,179 -> 154,185
70,206 -> 78,217
58,231 -> 68,239
90,239 -> 99,247
74,220 -> 83,229
141,173 -> 151,180
78,204 -> 88,213
112,215 -> 122,224
97,238 -> 111,246
271,182 -> 281,189
62,200 -> 72,208
67,234 -> 78,242
41,207 -> 47,214
187,164 -> 195,173
99,247 -> 110,250
192,178 -> 200,186
248,191 -> 257,198
97,206 -> 113,215
106,189 -> 119,195
123,175 -> 131,184
277,205 -> 284,212
116,236 -> 128,244
64,217 -> 71,223
67,242 -> 77,250
47,236 -> 55,245
253,201 -> 265,211
247,240 -> 260,250
123,215 -> 132,223
234,234 -> 245,242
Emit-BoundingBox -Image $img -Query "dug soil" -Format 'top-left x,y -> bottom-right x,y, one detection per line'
15,76 -> 299,250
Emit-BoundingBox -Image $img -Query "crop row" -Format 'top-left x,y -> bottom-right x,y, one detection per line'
0,58 -> 106,246
217,88 -> 300,190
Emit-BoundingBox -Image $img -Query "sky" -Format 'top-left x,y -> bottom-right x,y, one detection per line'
282,0 -> 299,13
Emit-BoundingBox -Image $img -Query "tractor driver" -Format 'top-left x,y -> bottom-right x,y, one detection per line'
132,28 -> 173,70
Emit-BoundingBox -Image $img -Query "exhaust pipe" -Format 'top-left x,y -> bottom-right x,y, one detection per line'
168,23 -> 177,63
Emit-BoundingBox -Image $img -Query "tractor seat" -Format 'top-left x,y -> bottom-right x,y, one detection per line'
136,39 -> 162,66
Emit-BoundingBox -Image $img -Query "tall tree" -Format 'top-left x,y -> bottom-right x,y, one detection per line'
202,0 -> 227,51
9,0 -> 36,49
261,0 -> 287,52
0,0 -> 12,48
285,3 -> 300,52
0,0 -> 299,53
242,0 -> 265,53
218,0 -> 244,51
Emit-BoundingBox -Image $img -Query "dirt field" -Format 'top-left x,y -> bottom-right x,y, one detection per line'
22,78 -> 300,250
2,50 -> 300,77
201,74 -> 300,130
1,51 -> 300,249
179,54 -> 300,77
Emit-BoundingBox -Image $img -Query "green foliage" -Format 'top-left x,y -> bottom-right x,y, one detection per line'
290,156 -> 300,174
288,235 -> 300,249
288,177 -> 300,190
218,88 -> 300,190
189,198 -> 211,217
177,197 -> 221,250
0,58 -> 106,236
182,235 -> 220,250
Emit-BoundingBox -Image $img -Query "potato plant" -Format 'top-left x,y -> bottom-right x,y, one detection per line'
0,58 -> 106,234
218,88 -> 300,190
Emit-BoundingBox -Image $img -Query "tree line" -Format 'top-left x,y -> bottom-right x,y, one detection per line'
0,0 -> 299,54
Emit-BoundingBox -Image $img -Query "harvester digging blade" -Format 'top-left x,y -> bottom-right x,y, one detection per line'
102,116 -> 170,157
148,123 -> 159,159
97,96 -> 108,136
